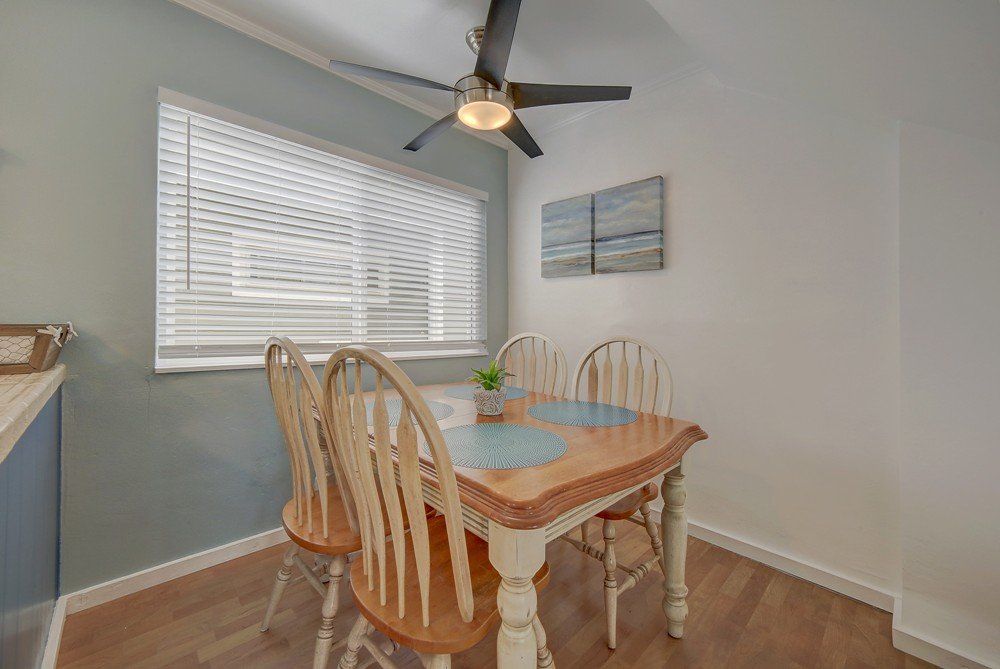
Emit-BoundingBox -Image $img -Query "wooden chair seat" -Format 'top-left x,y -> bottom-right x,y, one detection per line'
350,515 -> 551,656
596,482 -> 658,521
283,488 -> 435,555
282,489 -> 362,555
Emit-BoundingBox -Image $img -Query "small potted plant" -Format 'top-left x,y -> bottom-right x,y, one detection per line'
468,360 -> 514,416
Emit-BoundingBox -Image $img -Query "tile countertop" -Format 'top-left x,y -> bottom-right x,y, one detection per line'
0,363 -> 66,465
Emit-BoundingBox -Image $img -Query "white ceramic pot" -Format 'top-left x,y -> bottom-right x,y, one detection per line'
473,387 -> 506,416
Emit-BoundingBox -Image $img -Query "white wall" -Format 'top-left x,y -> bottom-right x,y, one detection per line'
898,123 -> 1000,667
0,0 -> 509,592
509,71 -> 902,597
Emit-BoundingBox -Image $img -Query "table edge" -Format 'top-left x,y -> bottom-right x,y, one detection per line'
418,422 -> 708,529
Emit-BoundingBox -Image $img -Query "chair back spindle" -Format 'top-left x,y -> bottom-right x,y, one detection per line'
496,332 -> 568,397
572,336 -> 673,416
323,346 -> 474,627
264,336 -> 358,538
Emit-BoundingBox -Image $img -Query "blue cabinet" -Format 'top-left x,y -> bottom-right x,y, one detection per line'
1,392 -> 61,669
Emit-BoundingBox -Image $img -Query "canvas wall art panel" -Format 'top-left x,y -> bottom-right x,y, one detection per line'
541,193 -> 594,278
594,176 -> 664,274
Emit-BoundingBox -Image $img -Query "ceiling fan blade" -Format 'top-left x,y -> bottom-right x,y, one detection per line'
501,113 -> 542,159
474,0 -> 521,88
329,59 -> 456,92
508,83 -> 632,109
403,112 -> 459,152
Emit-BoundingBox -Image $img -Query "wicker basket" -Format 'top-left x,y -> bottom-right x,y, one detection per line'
0,323 -> 76,375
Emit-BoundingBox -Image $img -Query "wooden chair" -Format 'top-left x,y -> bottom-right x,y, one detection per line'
261,337 -> 363,668
563,336 -> 674,650
496,332 -> 568,397
322,345 -> 553,669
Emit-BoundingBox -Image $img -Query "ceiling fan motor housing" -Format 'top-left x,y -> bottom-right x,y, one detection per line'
455,75 -> 512,109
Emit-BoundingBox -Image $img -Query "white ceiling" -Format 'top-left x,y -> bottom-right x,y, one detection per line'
174,0 -> 1000,148
647,0 -> 1000,143
177,0 -> 701,144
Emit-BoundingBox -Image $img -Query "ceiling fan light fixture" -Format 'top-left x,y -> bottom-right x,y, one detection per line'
455,75 -> 514,130
458,100 -> 512,130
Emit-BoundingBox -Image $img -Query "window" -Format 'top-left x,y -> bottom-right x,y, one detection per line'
155,91 -> 488,372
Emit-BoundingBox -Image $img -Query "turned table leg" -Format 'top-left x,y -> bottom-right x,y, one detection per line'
489,523 -> 546,669
532,615 -> 554,668
661,459 -> 689,639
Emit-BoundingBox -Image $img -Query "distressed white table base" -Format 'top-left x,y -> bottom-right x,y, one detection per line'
490,525 -> 545,669
414,460 -> 686,668
661,458 -> 688,638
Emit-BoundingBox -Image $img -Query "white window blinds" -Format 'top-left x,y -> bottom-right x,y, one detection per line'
155,101 -> 488,371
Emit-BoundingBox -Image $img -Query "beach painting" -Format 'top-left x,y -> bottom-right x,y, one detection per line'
541,193 -> 594,277
594,176 -> 664,274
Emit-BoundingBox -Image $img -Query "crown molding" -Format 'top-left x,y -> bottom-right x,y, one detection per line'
536,61 -> 709,138
166,0 -> 510,149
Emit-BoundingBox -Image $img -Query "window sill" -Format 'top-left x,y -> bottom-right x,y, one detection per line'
153,346 -> 490,374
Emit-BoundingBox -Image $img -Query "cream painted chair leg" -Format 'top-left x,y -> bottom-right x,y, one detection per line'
639,502 -> 664,567
260,544 -> 298,632
417,653 -> 452,668
336,615 -> 369,669
532,615 -> 554,668
315,553 -> 333,583
601,519 -> 618,650
580,519 -> 591,545
661,461 -> 689,639
314,555 -> 346,669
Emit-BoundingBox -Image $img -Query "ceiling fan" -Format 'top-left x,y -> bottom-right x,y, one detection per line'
328,0 -> 632,158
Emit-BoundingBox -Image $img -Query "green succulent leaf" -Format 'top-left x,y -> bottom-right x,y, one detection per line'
467,359 -> 514,391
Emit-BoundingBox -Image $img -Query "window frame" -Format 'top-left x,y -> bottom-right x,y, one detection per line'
153,88 -> 489,373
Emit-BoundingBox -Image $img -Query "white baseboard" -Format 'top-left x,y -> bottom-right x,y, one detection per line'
64,526 -> 287,615
40,594 -> 69,669
891,599 -> 996,669
684,517 -> 896,611
645,508 -> 993,668
640,507 -> 895,611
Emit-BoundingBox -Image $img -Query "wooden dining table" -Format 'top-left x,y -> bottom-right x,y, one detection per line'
319,381 -> 707,668
403,383 -> 707,668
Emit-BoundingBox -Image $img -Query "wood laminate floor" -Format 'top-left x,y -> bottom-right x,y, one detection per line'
57,522 -> 933,668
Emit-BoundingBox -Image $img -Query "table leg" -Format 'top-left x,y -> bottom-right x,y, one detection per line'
661,458 -> 689,638
489,523 -> 546,669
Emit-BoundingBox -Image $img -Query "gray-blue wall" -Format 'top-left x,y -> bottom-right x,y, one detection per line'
0,0 -> 508,592
1,393 -> 61,669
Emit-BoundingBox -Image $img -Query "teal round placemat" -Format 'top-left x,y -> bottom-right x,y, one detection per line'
528,401 -> 637,427
365,399 -> 454,427
430,423 -> 567,470
443,385 -> 528,401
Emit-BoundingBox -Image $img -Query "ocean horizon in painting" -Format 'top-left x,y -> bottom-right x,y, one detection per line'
595,176 -> 663,274
541,193 -> 594,277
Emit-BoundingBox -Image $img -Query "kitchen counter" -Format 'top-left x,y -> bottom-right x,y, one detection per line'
0,363 -> 66,465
